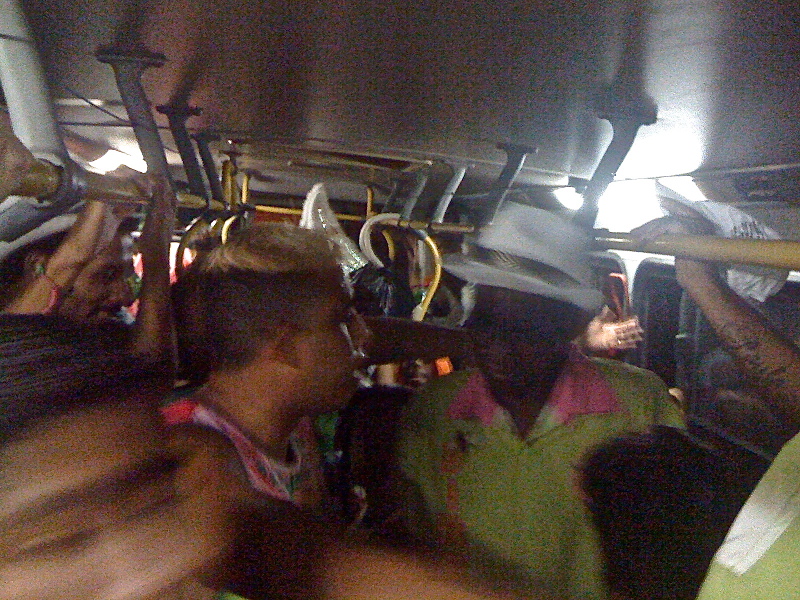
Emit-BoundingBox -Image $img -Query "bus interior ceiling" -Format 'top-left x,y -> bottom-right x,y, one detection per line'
2,0 -> 800,466
8,0 -> 800,216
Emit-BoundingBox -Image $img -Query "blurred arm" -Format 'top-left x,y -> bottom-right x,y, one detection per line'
226,508 -> 559,600
129,177 -> 176,369
322,543 -> 560,600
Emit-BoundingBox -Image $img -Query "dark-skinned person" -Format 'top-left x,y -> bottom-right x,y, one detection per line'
168,225 -> 572,600
579,214 -> 800,600
374,201 -> 684,600
0,314 -> 565,600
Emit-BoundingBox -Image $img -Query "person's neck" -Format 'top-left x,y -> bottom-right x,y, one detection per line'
492,380 -> 555,438
485,344 -> 569,438
201,368 -> 304,463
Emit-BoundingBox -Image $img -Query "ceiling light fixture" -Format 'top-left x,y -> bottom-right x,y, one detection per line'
87,149 -> 148,174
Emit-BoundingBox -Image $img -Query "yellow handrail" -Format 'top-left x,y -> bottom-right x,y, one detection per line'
596,232 -> 800,271
413,233 -> 443,321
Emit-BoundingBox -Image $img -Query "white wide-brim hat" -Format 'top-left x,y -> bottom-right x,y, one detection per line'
442,201 -> 604,313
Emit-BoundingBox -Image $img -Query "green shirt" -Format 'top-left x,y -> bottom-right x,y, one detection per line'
397,353 -> 684,600
696,431 -> 800,600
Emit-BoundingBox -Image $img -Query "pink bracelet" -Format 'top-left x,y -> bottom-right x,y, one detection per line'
39,273 -> 62,314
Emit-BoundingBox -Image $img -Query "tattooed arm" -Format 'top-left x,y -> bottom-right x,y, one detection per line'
674,258 -> 800,430
633,215 -> 800,430
632,215 -> 800,432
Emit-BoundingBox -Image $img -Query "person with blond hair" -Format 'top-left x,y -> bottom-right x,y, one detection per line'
169,222 -> 370,511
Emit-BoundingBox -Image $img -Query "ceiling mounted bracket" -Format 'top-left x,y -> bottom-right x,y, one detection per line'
431,166 -> 468,224
382,171 -> 429,220
477,142 -> 537,227
572,90 -> 658,229
193,130 -> 225,206
157,103 -> 207,202
95,45 -> 173,186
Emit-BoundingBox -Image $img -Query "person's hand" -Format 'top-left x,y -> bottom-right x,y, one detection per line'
629,214 -> 715,244
581,306 -> 644,352
0,115 -> 36,199
137,175 -> 177,267
630,214 -> 720,288
99,164 -> 153,221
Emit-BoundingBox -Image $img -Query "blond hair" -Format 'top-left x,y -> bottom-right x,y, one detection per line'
201,222 -> 338,275
173,223 -> 343,379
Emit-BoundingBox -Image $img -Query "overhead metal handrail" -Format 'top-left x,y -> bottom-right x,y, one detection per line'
595,232 -> 800,271
23,158 -> 798,271
11,159 -> 222,209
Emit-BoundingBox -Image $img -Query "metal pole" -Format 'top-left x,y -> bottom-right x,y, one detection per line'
596,231 -> 800,271
0,0 -> 81,211
573,91 -> 658,229
478,143 -> 537,227
95,45 -> 174,186
194,130 -> 225,205
0,0 -> 68,167
157,103 -> 207,200
398,172 -> 429,221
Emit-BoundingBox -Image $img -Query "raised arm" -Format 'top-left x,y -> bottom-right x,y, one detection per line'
3,200 -> 113,314
632,216 -> 800,431
129,176 -> 177,369
675,258 -> 800,429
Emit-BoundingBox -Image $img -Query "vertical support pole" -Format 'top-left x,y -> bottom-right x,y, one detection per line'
221,158 -> 238,209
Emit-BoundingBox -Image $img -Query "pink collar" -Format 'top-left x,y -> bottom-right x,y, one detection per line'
447,346 -> 622,428
162,398 -> 305,503
549,346 -> 622,424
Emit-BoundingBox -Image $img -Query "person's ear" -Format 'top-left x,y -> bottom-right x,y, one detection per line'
257,325 -> 310,370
